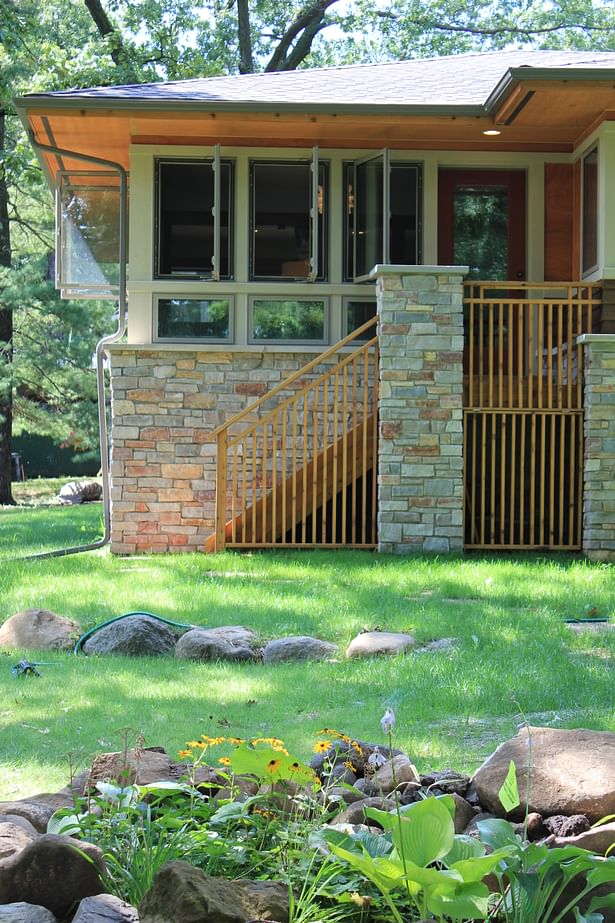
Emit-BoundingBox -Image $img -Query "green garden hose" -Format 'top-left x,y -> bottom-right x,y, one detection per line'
73,611 -> 196,655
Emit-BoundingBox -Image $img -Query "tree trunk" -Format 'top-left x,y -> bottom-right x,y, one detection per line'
236,0 -> 254,74
0,110 -> 15,504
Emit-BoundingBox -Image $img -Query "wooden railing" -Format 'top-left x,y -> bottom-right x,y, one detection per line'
207,317 -> 379,551
463,282 -> 601,550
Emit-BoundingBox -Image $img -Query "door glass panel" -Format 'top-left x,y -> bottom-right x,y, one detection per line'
355,154 -> 385,278
453,185 -> 508,280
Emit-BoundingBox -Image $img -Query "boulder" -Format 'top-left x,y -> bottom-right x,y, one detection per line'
544,814 -> 590,837
472,726 -> 615,822
0,609 -> 80,652
58,481 -> 102,504
0,823 -> 38,861
86,747 -> 177,791
0,794 -> 75,834
346,631 -> 416,658
370,755 -> 420,793
450,794 -> 476,834
0,834 -> 106,919
0,904 -> 57,922
310,738 -> 402,779
331,796 -> 396,827
138,860 -> 289,923
420,769 -> 470,797
174,629 -> 255,662
82,616 -> 177,657
197,626 -> 256,647
0,815 -> 38,836
73,893 -> 140,922
262,636 -> 338,663
551,821 -> 615,857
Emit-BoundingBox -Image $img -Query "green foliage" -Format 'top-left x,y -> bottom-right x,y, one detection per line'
320,796 -> 514,922
478,817 -> 615,923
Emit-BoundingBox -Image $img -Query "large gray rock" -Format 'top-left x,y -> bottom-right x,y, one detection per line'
58,480 -> 102,504
0,823 -> 38,861
346,631 -> 416,658
174,629 -> 255,662
472,726 -> 615,822
82,616 -> 177,656
139,860 -> 289,923
331,796 -> 396,827
0,793 -> 75,834
0,609 -> 80,652
370,755 -> 420,794
551,821 -> 615,856
0,834 -> 106,918
262,636 -> 338,663
0,904 -> 57,922
73,893 -> 140,922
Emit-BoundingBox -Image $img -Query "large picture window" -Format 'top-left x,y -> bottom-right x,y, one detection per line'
582,147 -> 598,276
250,155 -> 327,281
249,299 -> 327,344
155,155 -> 233,279
344,159 -> 421,281
155,296 -> 232,342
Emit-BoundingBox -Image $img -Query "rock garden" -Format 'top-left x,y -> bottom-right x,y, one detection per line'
0,609 -> 614,923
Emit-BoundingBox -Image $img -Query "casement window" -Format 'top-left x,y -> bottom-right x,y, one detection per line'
56,170 -> 122,299
155,151 -> 233,279
155,296 -> 233,342
582,146 -> 598,277
250,151 -> 327,281
249,298 -> 328,344
344,298 -> 377,339
344,158 -> 422,281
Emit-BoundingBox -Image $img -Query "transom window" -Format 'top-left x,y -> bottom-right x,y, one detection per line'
155,156 -> 233,279
250,157 -> 327,281
155,296 -> 233,342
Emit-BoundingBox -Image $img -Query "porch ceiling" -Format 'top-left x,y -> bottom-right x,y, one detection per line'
20,76 -> 615,178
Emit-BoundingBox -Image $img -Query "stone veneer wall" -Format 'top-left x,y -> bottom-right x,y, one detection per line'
108,348 -> 322,553
375,266 -> 466,554
580,333 -> 615,560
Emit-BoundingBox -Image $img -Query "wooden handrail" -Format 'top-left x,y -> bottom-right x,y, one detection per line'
208,315 -> 378,440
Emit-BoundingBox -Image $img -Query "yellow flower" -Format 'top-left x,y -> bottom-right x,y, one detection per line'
313,739 -> 331,754
344,760 -> 355,772
228,737 -> 245,745
264,758 -> 282,774
201,735 -> 225,746
218,756 -> 231,766
178,749 -> 193,758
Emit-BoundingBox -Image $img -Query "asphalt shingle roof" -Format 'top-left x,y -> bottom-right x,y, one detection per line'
26,50 -> 615,110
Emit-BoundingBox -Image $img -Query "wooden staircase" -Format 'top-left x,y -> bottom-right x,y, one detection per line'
206,318 -> 379,551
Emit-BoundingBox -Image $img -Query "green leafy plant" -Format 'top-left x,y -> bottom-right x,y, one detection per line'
319,795 -> 513,922
478,817 -> 615,923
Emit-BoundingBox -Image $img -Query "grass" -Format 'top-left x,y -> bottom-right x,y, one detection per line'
1,485 -> 614,801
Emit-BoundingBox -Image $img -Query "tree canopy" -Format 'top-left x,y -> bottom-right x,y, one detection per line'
0,0 -> 614,501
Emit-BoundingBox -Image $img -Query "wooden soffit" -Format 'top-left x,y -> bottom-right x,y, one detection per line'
21,75 -> 615,178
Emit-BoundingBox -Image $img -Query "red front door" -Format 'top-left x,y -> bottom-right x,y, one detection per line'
438,169 -> 526,281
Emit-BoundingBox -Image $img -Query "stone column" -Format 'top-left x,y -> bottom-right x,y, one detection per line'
373,265 -> 466,554
579,333 -> 615,560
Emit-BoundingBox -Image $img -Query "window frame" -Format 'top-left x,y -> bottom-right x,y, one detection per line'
343,296 -> 378,339
581,145 -> 599,278
248,296 -> 329,346
249,152 -> 328,283
153,294 -> 235,344
344,157 -> 423,283
154,150 -> 234,281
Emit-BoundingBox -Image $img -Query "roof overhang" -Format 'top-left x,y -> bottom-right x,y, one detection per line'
16,65 -> 615,183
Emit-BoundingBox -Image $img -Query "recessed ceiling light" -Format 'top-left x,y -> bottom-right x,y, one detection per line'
483,129 -> 502,136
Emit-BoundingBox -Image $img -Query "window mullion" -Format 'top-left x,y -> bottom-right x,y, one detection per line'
308,145 -> 319,282
383,148 -> 390,265
212,144 -> 221,281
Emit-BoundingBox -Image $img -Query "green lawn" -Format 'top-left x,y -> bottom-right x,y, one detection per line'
0,491 -> 614,801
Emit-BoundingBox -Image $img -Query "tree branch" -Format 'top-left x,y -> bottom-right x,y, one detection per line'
236,0 -> 254,74
265,0 -> 339,72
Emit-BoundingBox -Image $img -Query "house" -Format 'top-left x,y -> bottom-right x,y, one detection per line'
16,50 -> 615,559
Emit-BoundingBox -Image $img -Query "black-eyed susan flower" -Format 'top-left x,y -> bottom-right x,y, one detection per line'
218,756 -> 231,766
178,749 -> 193,758
264,758 -> 282,774
313,739 -> 331,754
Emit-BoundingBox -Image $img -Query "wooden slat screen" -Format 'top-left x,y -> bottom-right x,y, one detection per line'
463,282 -> 600,550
